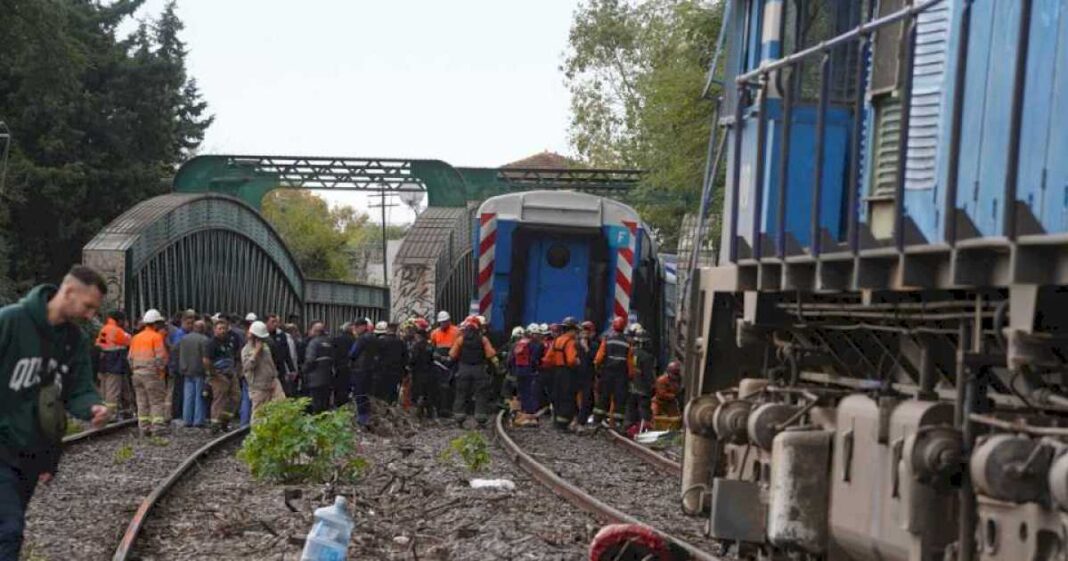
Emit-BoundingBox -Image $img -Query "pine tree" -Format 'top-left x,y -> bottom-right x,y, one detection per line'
0,0 -> 212,290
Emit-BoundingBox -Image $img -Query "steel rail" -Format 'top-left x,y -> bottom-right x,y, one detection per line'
494,412 -> 720,561
112,426 -> 249,561
62,419 -> 137,445
602,428 -> 682,476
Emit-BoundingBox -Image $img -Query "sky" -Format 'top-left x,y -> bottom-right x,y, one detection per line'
124,0 -> 581,224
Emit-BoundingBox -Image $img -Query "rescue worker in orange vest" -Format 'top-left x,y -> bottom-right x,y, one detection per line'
593,316 -> 631,428
448,315 -> 499,427
128,309 -> 169,436
543,317 -> 581,431
429,310 -> 460,418
95,310 -> 132,418
508,327 -> 539,427
652,360 -> 683,430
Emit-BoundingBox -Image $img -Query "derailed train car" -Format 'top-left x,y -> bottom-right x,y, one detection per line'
679,1 -> 1068,560
474,190 -> 664,345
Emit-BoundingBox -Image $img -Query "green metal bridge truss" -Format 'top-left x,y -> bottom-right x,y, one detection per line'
172,154 -> 642,209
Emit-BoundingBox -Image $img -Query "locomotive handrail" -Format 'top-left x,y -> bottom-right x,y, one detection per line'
733,0 -> 942,84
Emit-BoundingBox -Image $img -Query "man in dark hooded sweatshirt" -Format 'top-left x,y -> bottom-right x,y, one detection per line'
0,266 -> 110,560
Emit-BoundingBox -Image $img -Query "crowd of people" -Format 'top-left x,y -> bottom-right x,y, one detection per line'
92,306 -> 686,437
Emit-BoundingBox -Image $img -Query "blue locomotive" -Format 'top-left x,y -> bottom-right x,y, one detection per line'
679,2 -> 1068,561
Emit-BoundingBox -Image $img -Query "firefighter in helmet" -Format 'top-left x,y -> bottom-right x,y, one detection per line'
593,315 -> 631,427
448,315 -> 499,427
652,360 -> 683,430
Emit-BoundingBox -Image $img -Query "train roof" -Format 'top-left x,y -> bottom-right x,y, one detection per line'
477,190 -> 646,231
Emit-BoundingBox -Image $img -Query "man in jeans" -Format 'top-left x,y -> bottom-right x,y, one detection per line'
0,266 -> 110,560
178,319 -> 210,427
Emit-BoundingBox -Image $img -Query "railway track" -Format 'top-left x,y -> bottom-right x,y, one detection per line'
62,418 -> 138,445
602,427 -> 682,476
112,425 -> 248,560
21,425 -> 235,560
495,412 -> 721,561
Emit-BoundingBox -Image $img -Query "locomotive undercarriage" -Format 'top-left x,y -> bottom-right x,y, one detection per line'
681,286 -> 1068,561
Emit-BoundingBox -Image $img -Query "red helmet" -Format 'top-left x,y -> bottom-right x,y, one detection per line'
413,318 -> 430,332
611,316 -> 627,332
581,320 -> 595,332
463,315 -> 482,330
666,360 -> 682,375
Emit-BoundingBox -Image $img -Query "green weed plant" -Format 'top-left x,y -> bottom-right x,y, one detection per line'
443,431 -> 490,472
238,398 -> 364,483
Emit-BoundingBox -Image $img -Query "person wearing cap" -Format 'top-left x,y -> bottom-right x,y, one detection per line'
95,310 -> 132,419
128,309 -> 170,435
375,322 -> 408,405
177,319 -> 210,428
302,321 -> 335,414
429,311 -> 460,418
407,318 -> 437,418
542,317 -> 581,430
203,317 -> 242,433
448,315 -> 499,428
347,318 -> 378,425
242,321 -> 287,419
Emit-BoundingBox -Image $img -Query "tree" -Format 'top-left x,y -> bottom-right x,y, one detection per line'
0,0 -> 212,293
563,0 -> 723,250
262,191 -> 351,281
260,190 -> 409,283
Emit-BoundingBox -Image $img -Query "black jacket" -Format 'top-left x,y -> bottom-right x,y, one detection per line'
302,335 -> 334,389
268,329 -> 295,376
332,332 -> 355,376
349,332 -> 379,373
408,339 -> 433,376
378,334 -> 408,373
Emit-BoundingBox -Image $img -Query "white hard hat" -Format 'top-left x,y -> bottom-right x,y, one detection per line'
476,315 -> 487,326
511,326 -> 525,338
627,323 -> 644,335
143,309 -> 163,324
539,323 -> 549,334
526,323 -> 539,333
375,321 -> 389,334
249,321 -> 269,339
245,312 -> 258,322
436,310 -> 451,323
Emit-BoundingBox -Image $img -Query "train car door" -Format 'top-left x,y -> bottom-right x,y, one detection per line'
523,237 -> 590,325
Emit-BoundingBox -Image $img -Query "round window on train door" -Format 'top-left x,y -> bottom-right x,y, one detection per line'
547,243 -> 571,268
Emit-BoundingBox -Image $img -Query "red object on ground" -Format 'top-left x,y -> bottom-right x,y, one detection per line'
588,524 -> 673,561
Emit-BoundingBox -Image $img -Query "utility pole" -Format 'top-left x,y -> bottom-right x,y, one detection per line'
368,190 -> 398,288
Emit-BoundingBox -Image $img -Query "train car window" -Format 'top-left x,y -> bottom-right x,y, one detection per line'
781,0 -> 867,103
547,243 -> 571,269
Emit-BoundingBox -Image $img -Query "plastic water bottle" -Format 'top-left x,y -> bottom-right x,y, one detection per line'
300,496 -> 354,561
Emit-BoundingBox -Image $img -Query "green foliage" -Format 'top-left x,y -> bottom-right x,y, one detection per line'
443,431 -> 490,472
261,190 -> 408,283
0,0 -> 211,291
64,419 -> 83,436
563,0 -> 724,250
238,397 -> 365,484
147,435 -> 170,447
113,443 -> 134,464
